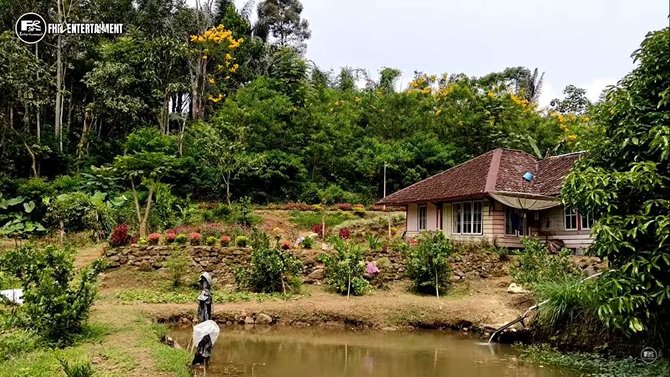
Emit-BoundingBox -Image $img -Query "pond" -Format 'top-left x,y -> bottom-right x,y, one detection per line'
171,326 -> 577,377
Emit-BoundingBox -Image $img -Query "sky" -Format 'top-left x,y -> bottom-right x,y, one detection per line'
229,0 -> 668,107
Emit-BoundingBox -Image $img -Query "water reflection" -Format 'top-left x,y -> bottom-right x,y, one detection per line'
171,326 -> 576,377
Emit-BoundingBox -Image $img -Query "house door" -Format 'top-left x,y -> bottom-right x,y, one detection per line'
436,203 -> 443,230
505,206 -> 529,236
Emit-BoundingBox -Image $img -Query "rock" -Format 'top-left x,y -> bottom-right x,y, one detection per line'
307,268 -> 325,280
479,272 -> 491,279
256,313 -> 273,324
583,265 -> 599,277
507,283 -> 529,294
321,243 -> 333,251
453,270 -> 465,278
138,261 -> 153,271
244,315 -> 255,325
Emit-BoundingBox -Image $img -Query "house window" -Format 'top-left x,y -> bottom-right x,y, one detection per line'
418,204 -> 427,230
437,204 -> 443,230
565,208 -> 593,230
564,208 -> 578,230
581,213 -> 593,230
505,207 -> 528,236
452,201 -> 482,235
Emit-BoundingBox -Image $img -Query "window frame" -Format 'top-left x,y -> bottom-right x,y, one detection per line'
417,204 -> 427,231
564,207 -> 579,231
580,213 -> 593,230
451,200 -> 483,235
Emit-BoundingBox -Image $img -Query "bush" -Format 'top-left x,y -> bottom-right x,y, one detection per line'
235,244 -> 303,293
148,233 -> 161,245
220,235 -> 231,247
0,244 -> 103,346
164,248 -> 190,288
334,203 -> 352,211
338,227 -> 351,240
235,235 -> 248,247
205,236 -> 217,246
60,358 -> 94,377
188,232 -> 202,245
0,329 -> 40,361
532,276 -> 601,330
138,237 -> 148,246
175,233 -> 187,245
319,240 -> 368,296
302,236 -> 314,249
44,191 -> 116,239
109,224 -> 130,247
165,231 -> 176,244
511,238 -> 580,288
405,232 -> 452,296
366,234 -> 381,250
311,223 -> 323,237
352,204 -> 366,217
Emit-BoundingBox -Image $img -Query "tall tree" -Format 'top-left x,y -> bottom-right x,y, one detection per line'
562,28 -> 670,347
254,0 -> 311,52
550,85 -> 592,114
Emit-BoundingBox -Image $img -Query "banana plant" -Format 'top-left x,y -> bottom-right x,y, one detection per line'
0,194 -> 46,239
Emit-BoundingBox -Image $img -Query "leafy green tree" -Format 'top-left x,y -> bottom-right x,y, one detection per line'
254,0 -> 311,51
550,85 -> 592,114
562,29 -> 670,344
112,128 -> 179,237
405,232 -> 453,297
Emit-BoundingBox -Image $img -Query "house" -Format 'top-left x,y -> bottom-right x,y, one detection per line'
377,148 -> 593,251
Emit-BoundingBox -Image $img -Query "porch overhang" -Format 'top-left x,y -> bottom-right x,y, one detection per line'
489,191 -> 561,210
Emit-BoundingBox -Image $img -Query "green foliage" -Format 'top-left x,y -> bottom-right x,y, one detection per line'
561,29 -> 670,340
235,235 -> 248,247
59,358 -> 94,377
289,211 -> 355,229
44,191 -> 118,239
532,276 -> 600,330
0,244 -> 104,346
0,330 -> 40,361
510,238 -> 580,288
366,234 -> 381,251
235,242 -> 303,293
164,249 -> 190,288
205,236 -> 218,246
174,234 -> 187,245
301,236 -> 314,249
0,194 -> 46,239
405,232 -> 452,296
114,288 -> 292,304
318,240 -> 368,296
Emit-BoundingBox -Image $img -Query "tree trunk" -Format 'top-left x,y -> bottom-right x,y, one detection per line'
130,180 -> 143,233
139,182 -> 156,238
9,111 -> 38,177
54,2 -> 64,152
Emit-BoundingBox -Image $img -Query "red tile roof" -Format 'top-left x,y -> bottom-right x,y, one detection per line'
377,149 -> 582,205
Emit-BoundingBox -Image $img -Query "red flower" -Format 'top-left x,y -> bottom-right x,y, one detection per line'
339,227 -> 351,240
220,235 -> 232,246
312,223 -> 323,237
165,231 -> 177,243
189,232 -> 202,245
109,224 -> 130,247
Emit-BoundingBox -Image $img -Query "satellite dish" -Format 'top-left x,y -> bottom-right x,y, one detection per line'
522,172 -> 534,182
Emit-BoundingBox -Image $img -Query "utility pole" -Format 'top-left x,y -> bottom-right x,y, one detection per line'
383,162 -> 391,238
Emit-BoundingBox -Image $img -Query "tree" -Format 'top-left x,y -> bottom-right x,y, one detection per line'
112,128 -> 178,237
254,0 -> 311,51
562,28 -> 670,346
550,85 -> 592,114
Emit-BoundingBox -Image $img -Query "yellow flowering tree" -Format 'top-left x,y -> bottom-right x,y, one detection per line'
189,25 -> 244,119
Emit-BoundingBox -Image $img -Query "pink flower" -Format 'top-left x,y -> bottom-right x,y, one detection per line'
366,261 -> 380,275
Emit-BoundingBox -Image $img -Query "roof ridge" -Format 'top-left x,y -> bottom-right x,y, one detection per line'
381,150 -> 497,201
543,151 -> 585,159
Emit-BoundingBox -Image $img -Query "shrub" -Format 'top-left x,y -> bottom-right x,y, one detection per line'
319,240 -> 368,296
311,223 -> 323,237
189,232 -> 202,245
352,204 -> 366,217
405,232 -> 452,296
334,203 -> 352,211
165,231 -> 176,244
235,235 -> 248,247
109,224 -> 130,247
44,191 -> 115,239
138,237 -> 148,246
532,276 -> 600,330
235,244 -> 303,293
60,358 -> 94,377
175,233 -> 187,245
249,228 -> 270,249
164,248 -> 190,287
366,234 -> 381,250
0,245 -> 103,346
338,227 -> 350,240
0,330 -> 40,361
205,236 -> 217,246
511,238 -> 580,288
147,233 -> 161,245
220,235 -> 231,247
302,236 -> 314,249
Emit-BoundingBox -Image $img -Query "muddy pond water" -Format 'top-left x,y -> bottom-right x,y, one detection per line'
171,326 -> 578,377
